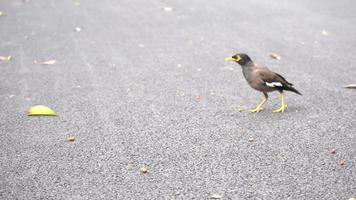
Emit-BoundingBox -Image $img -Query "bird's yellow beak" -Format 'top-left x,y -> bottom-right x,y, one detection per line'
225,57 -> 235,62
225,56 -> 241,62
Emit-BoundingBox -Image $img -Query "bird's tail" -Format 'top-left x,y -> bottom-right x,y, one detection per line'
287,86 -> 302,95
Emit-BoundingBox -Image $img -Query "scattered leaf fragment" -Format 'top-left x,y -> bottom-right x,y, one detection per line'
0,56 -> 12,61
27,105 -> 57,116
210,194 -> 222,199
248,137 -> 255,142
321,30 -> 329,36
139,166 -> 148,174
35,59 -> 56,65
237,108 -> 243,112
163,6 -> 173,12
196,95 -> 202,101
344,84 -> 356,89
270,53 -> 281,60
67,136 -> 76,142
339,160 -> 345,166
330,148 -> 336,154
0,11 -> 3,16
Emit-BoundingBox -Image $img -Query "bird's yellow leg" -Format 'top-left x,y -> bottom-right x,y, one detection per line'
249,98 -> 268,113
273,92 -> 287,113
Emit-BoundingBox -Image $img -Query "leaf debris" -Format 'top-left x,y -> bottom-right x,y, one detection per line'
321,30 -> 330,36
139,166 -> 148,174
0,56 -> 12,61
330,148 -> 336,154
35,59 -> 56,65
163,6 -> 173,12
210,194 -> 222,199
269,53 -> 281,60
344,84 -> 356,89
67,136 -> 76,142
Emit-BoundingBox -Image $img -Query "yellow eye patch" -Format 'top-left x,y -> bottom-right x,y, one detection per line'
235,55 -> 241,61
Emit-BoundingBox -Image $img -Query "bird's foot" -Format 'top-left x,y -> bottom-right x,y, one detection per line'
249,106 -> 264,113
273,104 -> 287,113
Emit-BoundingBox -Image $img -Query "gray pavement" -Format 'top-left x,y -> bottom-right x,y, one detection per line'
0,0 -> 356,199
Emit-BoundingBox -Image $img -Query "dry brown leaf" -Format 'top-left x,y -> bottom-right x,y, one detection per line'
330,148 -> 336,154
344,84 -> 356,89
67,136 -> 76,142
339,160 -> 345,166
196,95 -> 202,101
0,56 -> 12,61
139,166 -> 148,174
270,53 -> 281,60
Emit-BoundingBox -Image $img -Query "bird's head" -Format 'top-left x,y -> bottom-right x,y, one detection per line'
225,53 -> 253,66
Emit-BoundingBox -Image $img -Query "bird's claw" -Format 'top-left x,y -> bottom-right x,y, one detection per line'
249,107 -> 264,113
273,104 -> 287,113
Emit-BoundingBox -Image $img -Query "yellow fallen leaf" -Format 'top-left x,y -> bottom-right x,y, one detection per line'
27,105 -> 57,116
0,56 -> 12,61
344,84 -> 356,89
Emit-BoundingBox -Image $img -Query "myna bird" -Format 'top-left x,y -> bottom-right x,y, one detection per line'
225,53 -> 301,113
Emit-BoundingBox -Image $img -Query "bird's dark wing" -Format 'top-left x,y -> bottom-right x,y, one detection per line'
274,73 -> 293,86
254,68 -> 301,95
255,68 -> 292,89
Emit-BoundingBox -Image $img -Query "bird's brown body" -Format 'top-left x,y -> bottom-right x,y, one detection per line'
226,53 -> 301,113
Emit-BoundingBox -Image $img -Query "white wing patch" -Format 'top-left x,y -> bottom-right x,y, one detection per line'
266,82 -> 283,87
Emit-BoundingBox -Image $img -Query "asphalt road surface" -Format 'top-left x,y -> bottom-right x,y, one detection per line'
1,0 -> 356,199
